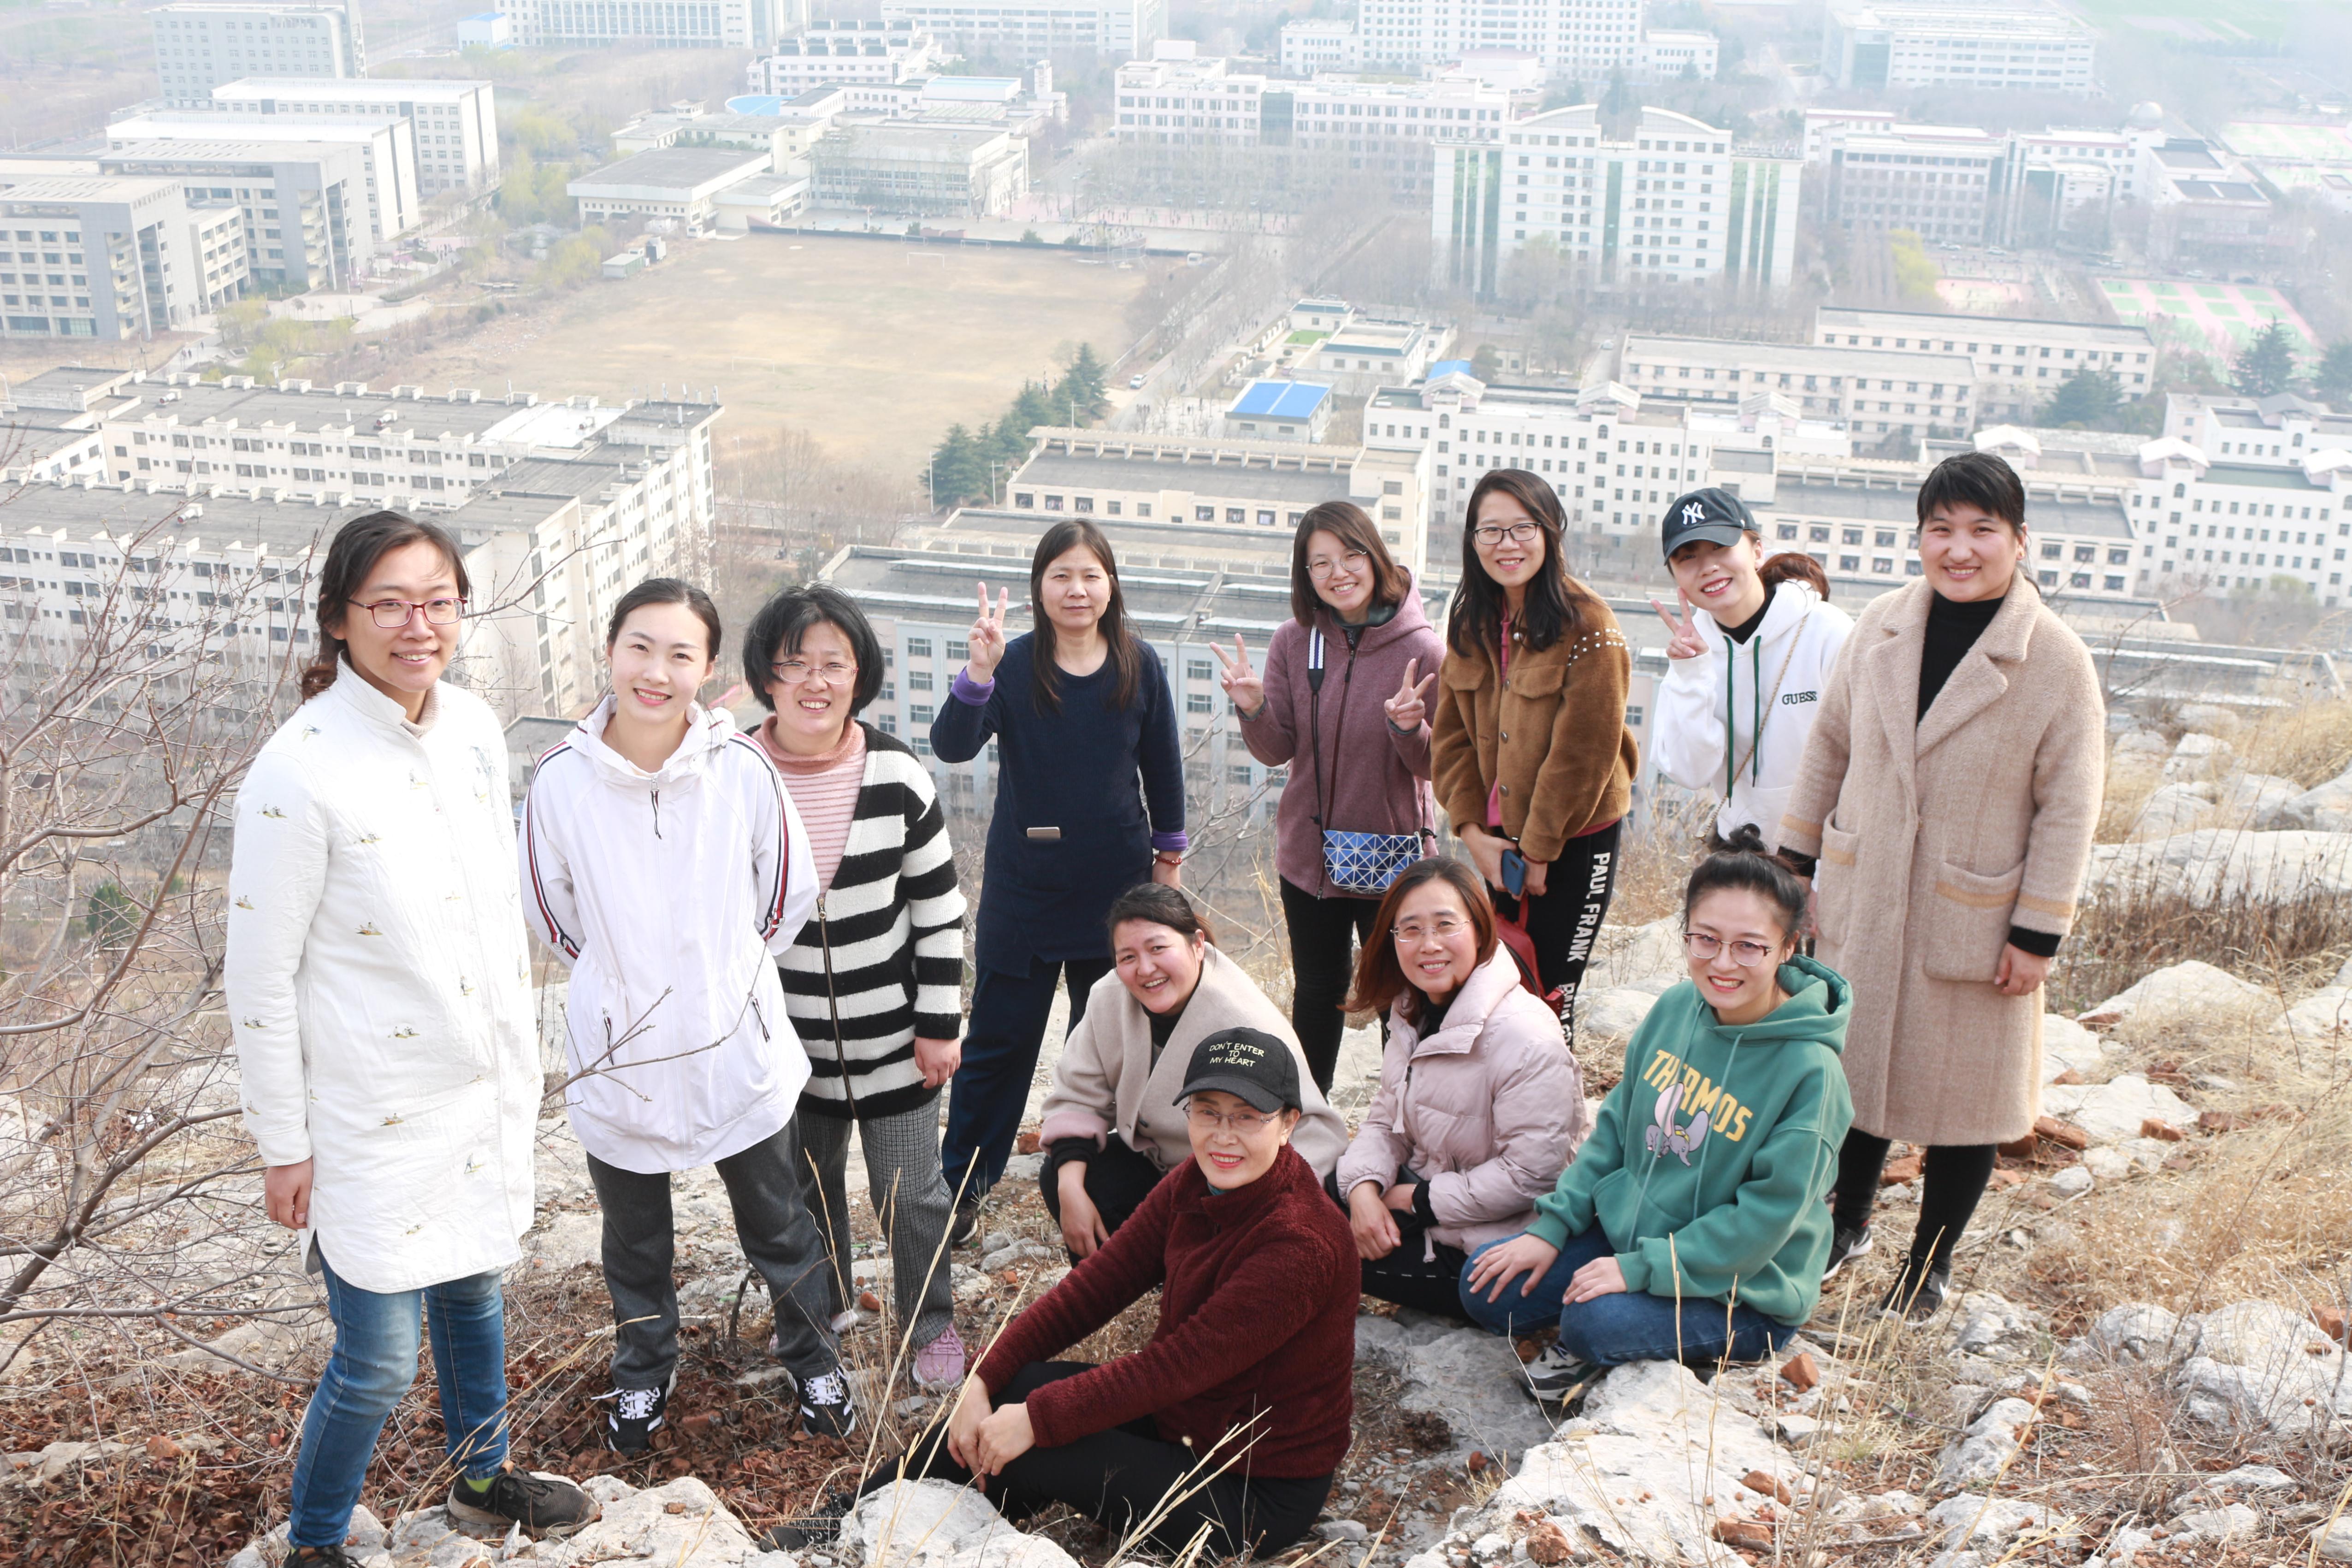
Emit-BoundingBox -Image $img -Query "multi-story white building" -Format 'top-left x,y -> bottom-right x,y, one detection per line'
1618,333 -> 1977,441
1813,307 -> 2156,424
1822,125 -> 2000,245
881,0 -> 1165,59
505,0 -> 796,51
0,365 -> 721,715
91,138 -> 374,289
1283,71 -> 1513,197
152,1 -> 364,107
567,147 -> 777,229
1823,2 -> 2095,95
807,121 -> 1031,216
2134,131 -> 2284,265
207,78 -> 502,201
1278,19 -> 1360,76
108,112 -> 419,243
747,20 -> 951,96
1432,106 -> 1803,297
1353,0 -> 1648,79
0,178 -> 248,342
1113,43 -> 1266,147
1638,30 -> 1718,80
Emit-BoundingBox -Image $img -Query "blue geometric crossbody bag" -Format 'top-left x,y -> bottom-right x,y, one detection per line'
1306,625 -> 1433,895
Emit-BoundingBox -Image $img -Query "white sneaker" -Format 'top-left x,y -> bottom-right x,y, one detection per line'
1522,1344 -> 1597,1403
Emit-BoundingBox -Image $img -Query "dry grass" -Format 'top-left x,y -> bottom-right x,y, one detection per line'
2234,698 -> 2352,790
2094,758 -> 2164,844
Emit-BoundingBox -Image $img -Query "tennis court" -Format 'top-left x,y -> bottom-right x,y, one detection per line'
2097,276 -> 2318,364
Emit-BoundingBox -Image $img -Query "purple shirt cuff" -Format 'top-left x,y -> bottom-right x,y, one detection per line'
951,669 -> 994,706
1152,831 -> 1188,854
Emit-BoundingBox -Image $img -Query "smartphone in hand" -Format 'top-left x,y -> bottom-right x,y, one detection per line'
1500,848 -> 1527,899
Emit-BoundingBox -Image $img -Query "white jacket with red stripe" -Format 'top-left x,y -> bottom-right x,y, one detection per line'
520,698 -> 816,1173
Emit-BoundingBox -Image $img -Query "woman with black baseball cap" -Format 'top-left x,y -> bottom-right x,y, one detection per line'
763,1028 -> 1359,1557
1649,488 -> 1853,852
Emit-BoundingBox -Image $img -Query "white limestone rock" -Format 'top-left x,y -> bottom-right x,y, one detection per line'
2167,1502 -> 2260,1543
1928,1494 -> 2051,1551
2128,783 -> 2212,840
842,1480 -> 1079,1568
2077,959 -> 2275,1029
522,1475 -> 756,1567
2215,771 -> 2306,828
2086,829 -> 2352,906
2039,1075 -> 2197,1146
2276,987 -> 2352,1048
2172,1300 -> 2352,1440
2314,1515 -> 2352,1561
1577,986 -> 1661,1044
1354,1314 -> 1557,1462
1934,1398 -> 2036,1490
1583,915 -> 1684,994
2039,1014 -> 2108,1083
2162,732 -> 2232,781
2283,764 -> 2352,832
1950,1292 -> 2044,1364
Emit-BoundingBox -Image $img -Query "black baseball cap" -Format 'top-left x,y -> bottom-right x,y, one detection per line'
1180,1028 -> 1301,1115
1661,487 -> 1760,561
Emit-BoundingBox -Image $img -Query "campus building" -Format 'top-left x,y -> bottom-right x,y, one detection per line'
746,20 -> 951,95
806,122 -> 1030,217
1349,0 -> 1648,79
1822,2 -> 2095,95
1812,307 -> 2157,424
152,1 -> 365,107
1112,44 -> 1266,147
1616,332 -> 1977,442
1277,19 -> 1360,76
1820,124 -> 2000,245
880,0 -> 1166,60
1431,106 -> 1803,298
567,147 -> 777,230
207,77 -> 502,201
90,138 -> 375,289
0,178 -> 248,342
1279,71 -> 1514,198
107,112 -> 420,244
502,0 -> 798,50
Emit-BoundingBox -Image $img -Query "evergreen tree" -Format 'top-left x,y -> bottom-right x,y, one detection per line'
928,424 -> 987,508
1058,344 -> 1112,423
1009,380 -> 1058,434
2232,319 -> 2298,398
2315,341 -> 2352,406
2038,369 -> 2123,430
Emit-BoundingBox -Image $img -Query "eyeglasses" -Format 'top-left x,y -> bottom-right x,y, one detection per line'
1185,1103 -> 1276,1134
770,659 -> 857,685
349,596 -> 463,629
1306,550 -> 1369,580
1393,916 -> 1470,945
1471,523 -> 1542,547
1684,932 -> 1778,968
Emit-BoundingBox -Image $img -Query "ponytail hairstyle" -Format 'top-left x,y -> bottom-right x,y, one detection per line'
1104,881 -> 1215,946
302,509 -> 472,701
1029,518 -> 1141,715
1758,550 -> 1831,603
1684,823 -> 1811,948
1448,467 -> 1584,660
605,576 -> 722,662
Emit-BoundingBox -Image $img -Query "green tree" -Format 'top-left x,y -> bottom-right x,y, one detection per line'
2315,341 -> 2352,406
1471,343 -> 1502,379
928,424 -> 990,507
1009,380 -> 1058,433
1054,344 -> 1112,424
1888,230 -> 1938,301
2038,369 -> 2123,430
2232,318 -> 2297,397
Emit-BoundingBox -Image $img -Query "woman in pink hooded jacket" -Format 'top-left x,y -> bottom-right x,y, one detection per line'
1332,858 -> 1589,1319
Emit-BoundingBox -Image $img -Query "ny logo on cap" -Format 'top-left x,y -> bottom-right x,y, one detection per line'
1682,501 -> 1707,527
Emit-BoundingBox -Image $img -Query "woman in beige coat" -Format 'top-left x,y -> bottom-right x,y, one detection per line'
1779,451 -> 2103,1322
1037,883 -> 1348,1259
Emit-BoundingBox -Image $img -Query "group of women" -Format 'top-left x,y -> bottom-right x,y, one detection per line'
227,446 -> 2102,1564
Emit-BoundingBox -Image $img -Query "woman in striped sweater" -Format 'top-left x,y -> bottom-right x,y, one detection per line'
746,585 -> 972,1388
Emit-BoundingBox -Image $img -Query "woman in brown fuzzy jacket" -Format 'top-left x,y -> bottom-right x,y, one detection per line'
1431,468 -> 1638,1037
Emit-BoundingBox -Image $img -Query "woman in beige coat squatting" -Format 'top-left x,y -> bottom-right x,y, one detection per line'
1779,451 -> 2104,1323
1037,882 -> 1348,1259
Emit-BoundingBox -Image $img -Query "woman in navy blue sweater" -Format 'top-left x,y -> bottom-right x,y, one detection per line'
932,520 -> 1186,1241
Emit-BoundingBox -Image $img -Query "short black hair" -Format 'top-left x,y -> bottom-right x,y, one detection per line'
1916,451 -> 2027,536
741,582 -> 886,714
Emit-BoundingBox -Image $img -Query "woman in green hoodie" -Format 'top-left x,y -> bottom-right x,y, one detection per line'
1460,828 -> 1853,1400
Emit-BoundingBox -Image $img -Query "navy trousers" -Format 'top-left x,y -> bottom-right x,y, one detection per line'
941,956 -> 1113,1200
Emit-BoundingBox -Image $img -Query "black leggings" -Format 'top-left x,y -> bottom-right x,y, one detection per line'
875,1362 -> 1331,1556
1833,1131 -> 1997,1273
1491,820 -> 1622,1038
1324,1171 -> 1471,1321
1040,1136 -> 1167,1254
1279,877 -> 1382,1095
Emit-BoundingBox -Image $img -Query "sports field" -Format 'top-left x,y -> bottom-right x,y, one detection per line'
2097,276 -> 2318,362
2219,120 -> 2352,162
378,233 -> 1149,475
2065,0 -> 2304,46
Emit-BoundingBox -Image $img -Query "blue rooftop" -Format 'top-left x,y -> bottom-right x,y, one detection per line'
1230,380 -> 1333,419
726,95 -> 786,116
1428,359 -> 1476,381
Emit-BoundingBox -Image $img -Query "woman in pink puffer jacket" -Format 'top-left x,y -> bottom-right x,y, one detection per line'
1332,858 -> 1590,1319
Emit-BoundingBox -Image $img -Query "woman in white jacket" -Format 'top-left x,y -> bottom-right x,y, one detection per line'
1649,489 -> 1854,852
519,578 -> 855,1454
228,512 -> 594,1561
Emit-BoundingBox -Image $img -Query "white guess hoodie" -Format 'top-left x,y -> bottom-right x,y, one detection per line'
520,699 -> 816,1173
1653,580 -> 1854,851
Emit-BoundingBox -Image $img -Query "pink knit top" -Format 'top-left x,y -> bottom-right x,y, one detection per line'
757,716 -> 866,894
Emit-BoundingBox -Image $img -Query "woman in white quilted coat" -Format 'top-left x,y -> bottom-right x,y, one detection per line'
226,512 -> 593,1561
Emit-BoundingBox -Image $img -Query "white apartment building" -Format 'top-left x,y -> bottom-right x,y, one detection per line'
2135,134 -> 2283,264
881,0 -> 1166,59
109,113 -> 419,244
1618,333 -> 1977,441
1813,307 -> 2156,423
747,20 -> 951,96
0,366 -> 721,714
1284,71 -> 1513,196
807,122 -> 1031,217
505,0 -> 796,50
152,2 -> 364,107
1278,19 -> 1360,76
93,139 -> 374,289
0,178 -> 248,342
208,78 -> 502,201
1433,106 -> 1803,298
1353,0 -> 1647,78
1822,126 -> 2000,245
1638,30 -> 1718,80
1824,2 -> 2095,95
1113,43 -> 1265,147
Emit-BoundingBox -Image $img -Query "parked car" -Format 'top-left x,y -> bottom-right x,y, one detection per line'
1129,373 -> 1148,389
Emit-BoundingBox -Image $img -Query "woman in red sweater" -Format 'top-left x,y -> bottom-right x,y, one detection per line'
766,1028 -> 1359,1556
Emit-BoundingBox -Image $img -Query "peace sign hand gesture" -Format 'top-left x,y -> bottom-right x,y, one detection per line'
1210,635 -> 1265,719
1384,657 -> 1437,731
1650,590 -> 1708,662
968,583 -> 1011,682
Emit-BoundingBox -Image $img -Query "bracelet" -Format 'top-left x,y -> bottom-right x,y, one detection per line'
1154,851 -> 1183,867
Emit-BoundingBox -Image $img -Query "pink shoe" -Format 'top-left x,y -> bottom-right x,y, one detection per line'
913,1325 -> 966,1389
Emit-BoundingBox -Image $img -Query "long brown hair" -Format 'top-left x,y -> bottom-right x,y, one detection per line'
1448,468 -> 1584,659
1029,518 -> 1141,714
1289,500 -> 1410,626
1344,858 -> 1499,1027
1758,550 -> 1830,602
301,510 -> 471,701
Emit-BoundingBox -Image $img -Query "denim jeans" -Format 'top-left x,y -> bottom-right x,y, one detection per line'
1457,1227 -> 1797,1369
289,1249 -> 508,1546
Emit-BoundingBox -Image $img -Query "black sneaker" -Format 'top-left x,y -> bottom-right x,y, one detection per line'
445,1464 -> 598,1539
948,1191 -> 982,1248
761,1488 -> 858,1552
1821,1224 -> 1873,1282
1878,1261 -> 1950,1324
287,1549 -> 366,1567
599,1376 -> 671,1455
1522,1343 -> 1599,1404
799,1365 -> 859,1438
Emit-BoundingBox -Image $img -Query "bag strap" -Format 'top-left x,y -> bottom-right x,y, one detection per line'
1728,605 -> 1810,792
